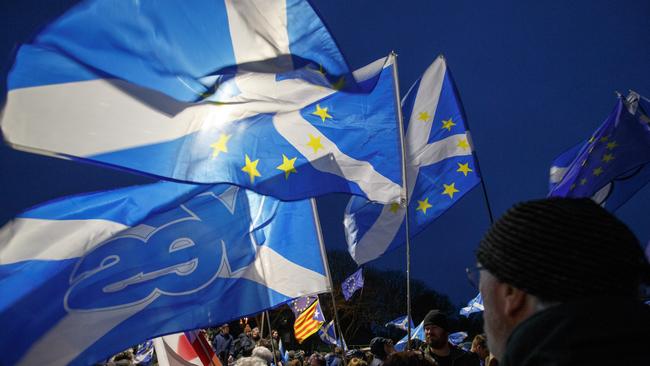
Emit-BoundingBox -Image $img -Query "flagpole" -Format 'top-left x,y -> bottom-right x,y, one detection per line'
265,310 -> 279,366
390,51 -> 413,349
444,56 -> 495,225
311,198 -> 348,364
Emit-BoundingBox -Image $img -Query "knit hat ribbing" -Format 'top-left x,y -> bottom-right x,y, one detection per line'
476,197 -> 649,302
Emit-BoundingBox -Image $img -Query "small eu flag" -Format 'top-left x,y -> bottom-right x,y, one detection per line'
341,268 -> 364,301
549,92 -> 650,210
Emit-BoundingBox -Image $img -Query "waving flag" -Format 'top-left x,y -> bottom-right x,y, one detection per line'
134,340 -> 154,366
460,293 -> 484,317
448,332 -> 468,346
318,320 -> 346,349
341,268 -> 364,301
184,330 -> 221,366
345,56 -> 480,264
2,0 -> 403,204
0,183 -> 329,366
385,315 -> 415,331
154,332 -> 206,366
395,321 -> 425,351
549,92 -> 650,210
292,297 -> 325,343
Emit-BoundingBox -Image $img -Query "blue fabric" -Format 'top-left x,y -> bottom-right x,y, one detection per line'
85,64 -> 401,199
0,183 -> 326,365
345,59 -> 480,264
548,95 -> 650,211
385,315 -> 415,331
5,0 -> 403,203
459,293 -> 484,317
318,320 -> 345,348
395,321 -> 425,351
8,0 -> 349,100
341,267 -> 364,301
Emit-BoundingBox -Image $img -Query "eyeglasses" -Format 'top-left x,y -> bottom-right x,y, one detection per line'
465,264 -> 486,289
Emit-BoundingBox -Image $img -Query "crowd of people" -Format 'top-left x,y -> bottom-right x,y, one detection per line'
207,310 -> 495,366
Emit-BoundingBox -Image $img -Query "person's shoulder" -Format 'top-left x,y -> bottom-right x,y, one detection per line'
449,346 -> 479,366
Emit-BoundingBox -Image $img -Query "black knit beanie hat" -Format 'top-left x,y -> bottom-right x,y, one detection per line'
476,197 -> 649,302
369,337 -> 391,359
422,310 -> 449,331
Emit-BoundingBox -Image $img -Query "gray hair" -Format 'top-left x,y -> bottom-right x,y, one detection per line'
236,356 -> 269,366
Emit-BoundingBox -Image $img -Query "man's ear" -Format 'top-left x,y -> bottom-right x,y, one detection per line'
501,283 -> 528,317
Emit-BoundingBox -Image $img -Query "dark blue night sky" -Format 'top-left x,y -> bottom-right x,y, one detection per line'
1,0 -> 649,306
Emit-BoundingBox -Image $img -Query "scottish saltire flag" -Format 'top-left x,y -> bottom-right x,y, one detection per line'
385,315 -> 415,331
460,293 -> 484,317
292,298 -> 326,343
549,92 -> 650,210
2,1 -> 404,204
134,340 -> 154,366
344,56 -> 481,264
0,183 -> 329,366
341,268 -> 364,301
395,321 -> 425,351
318,320 -> 346,349
448,332 -> 468,346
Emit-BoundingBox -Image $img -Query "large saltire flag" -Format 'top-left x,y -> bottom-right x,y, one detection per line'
1,0 -> 404,204
344,56 -> 481,265
0,183 -> 330,366
290,296 -> 325,343
548,92 -> 650,209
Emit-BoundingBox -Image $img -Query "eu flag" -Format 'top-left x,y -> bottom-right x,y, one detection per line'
549,92 -> 650,210
345,56 -> 481,265
341,268 -> 364,301
0,183 -> 329,366
2,0 -> 403,204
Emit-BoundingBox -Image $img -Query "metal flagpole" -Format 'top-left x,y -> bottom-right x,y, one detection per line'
390,51 -> 413,349
311,198 -> 348,364
265,310 -> 279,366
260,311 -> 266,338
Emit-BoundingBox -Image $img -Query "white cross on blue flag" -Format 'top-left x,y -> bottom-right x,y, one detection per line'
344,56 -> 481,265
1,0 -> 403,204
0,183 -> 329,365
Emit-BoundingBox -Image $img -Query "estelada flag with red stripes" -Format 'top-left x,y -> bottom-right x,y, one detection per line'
184,330 -> 222,366
291,296 -> 325,343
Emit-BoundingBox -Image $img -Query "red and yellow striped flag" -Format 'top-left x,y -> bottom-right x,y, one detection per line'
293,299 -> 325,343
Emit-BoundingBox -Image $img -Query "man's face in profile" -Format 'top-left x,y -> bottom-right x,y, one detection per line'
479,269 -> 508,361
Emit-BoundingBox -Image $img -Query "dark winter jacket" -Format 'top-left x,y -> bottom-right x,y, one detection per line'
501,298 -> 650,366
423,343 -> 480,366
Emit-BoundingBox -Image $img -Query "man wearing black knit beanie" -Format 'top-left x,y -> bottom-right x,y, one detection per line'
475,197 -> 650,366
420,310 -> 479,366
